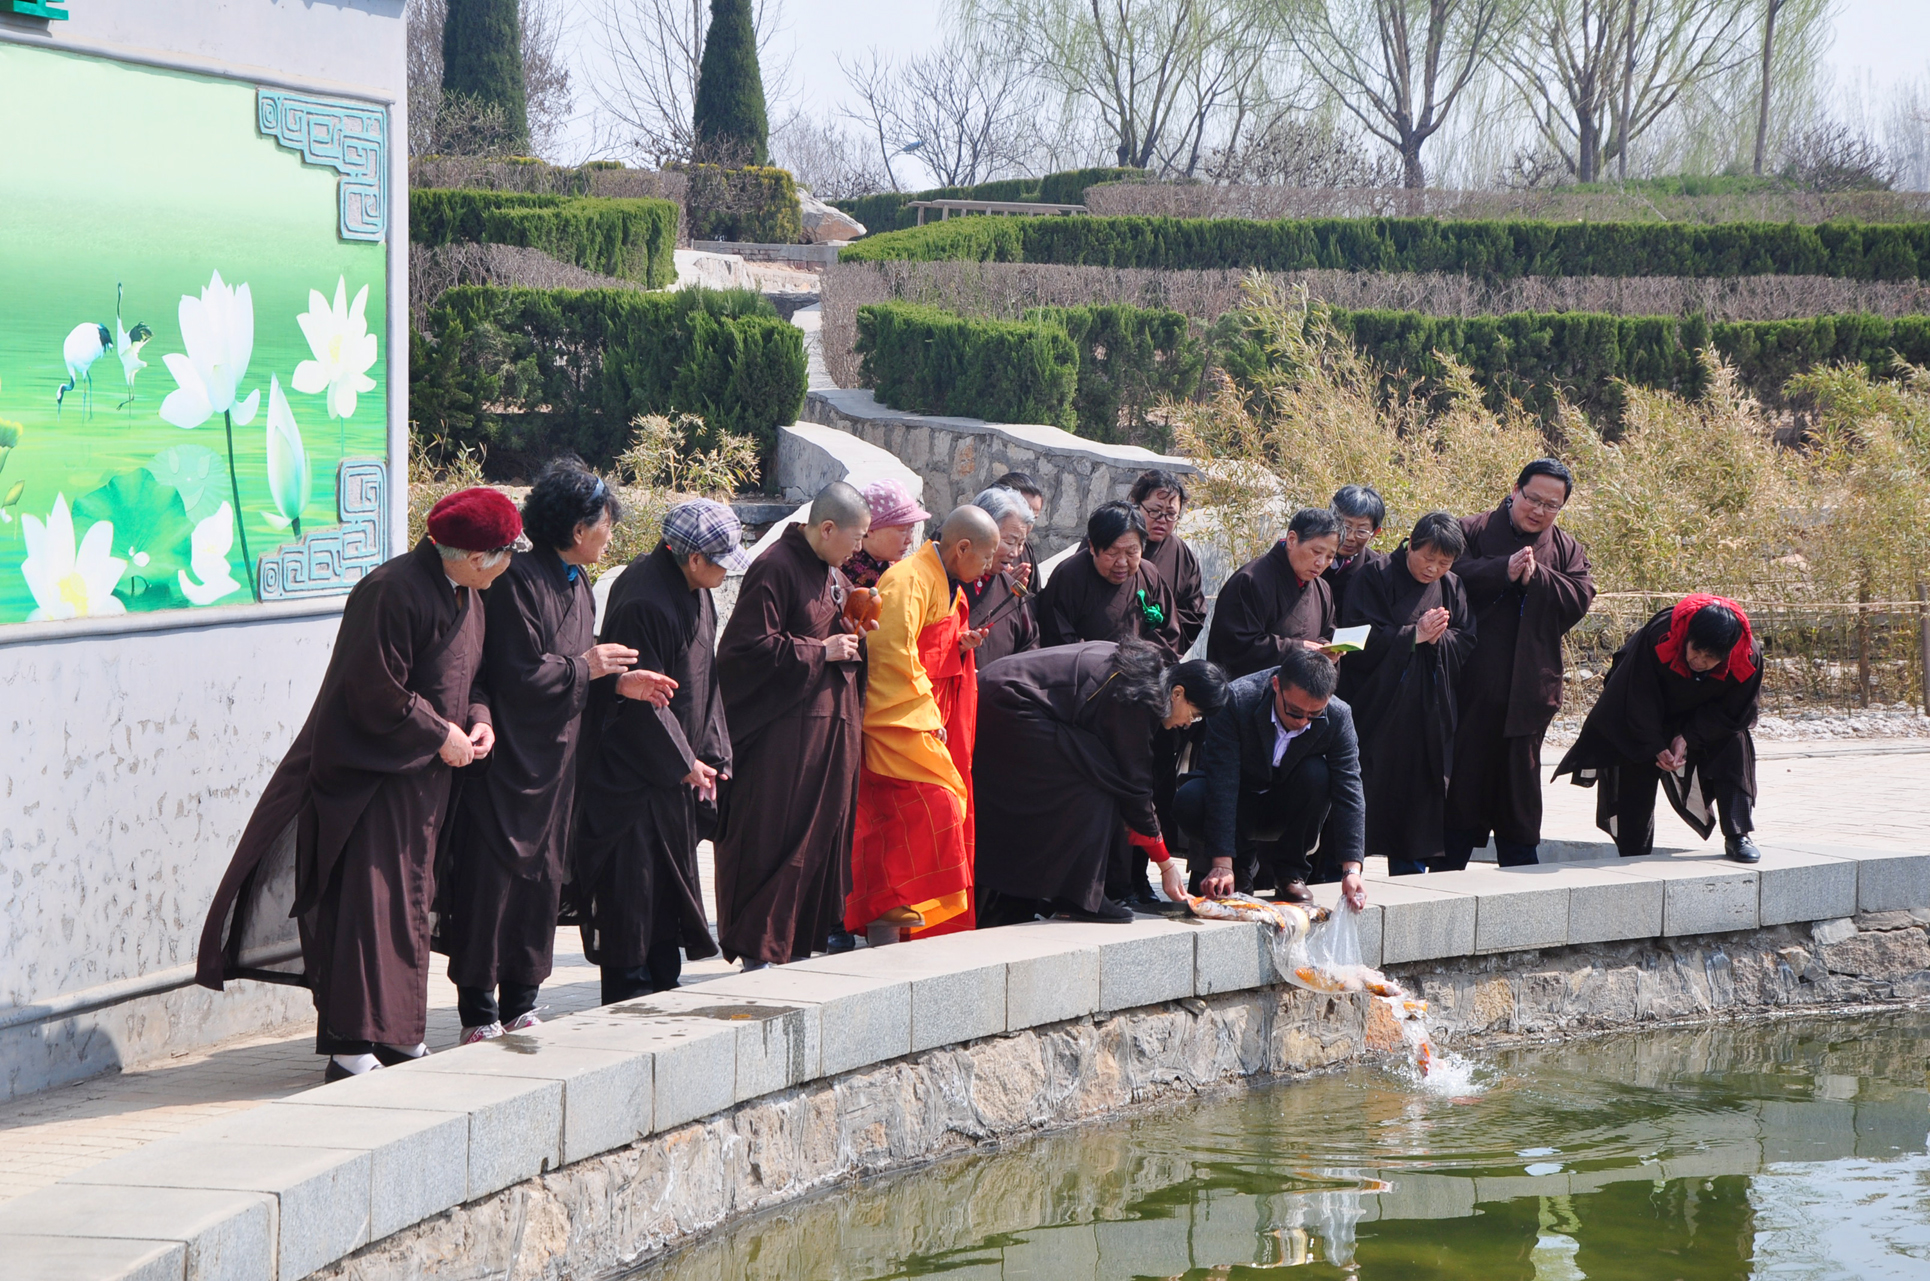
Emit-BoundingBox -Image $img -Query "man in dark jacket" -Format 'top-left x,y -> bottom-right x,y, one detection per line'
1172,648 -> 1367,908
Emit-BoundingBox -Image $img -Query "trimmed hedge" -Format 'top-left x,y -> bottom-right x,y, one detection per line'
411,286 -> 806,476
833,167 -> 1147,236
411,189 -> 679,288
681,164 -> 802,243
1215,305 -> 1930,422
855,301 -> 1203,442
856,304 -> 1079,430
841,214 -> 1930,281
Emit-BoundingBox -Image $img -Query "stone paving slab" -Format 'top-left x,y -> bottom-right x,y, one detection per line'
531,1011 -> 735,1130
4,1233 -> 187,1281
587,989 -> 817,1104
1750,845 -> 1861,926
407,1040 -> 650,1166
785,936 -> 1007,1053
1392,867 -> 1570,955
1359,878 -> 1478,964
0,1184 -> 274,1281
1772,841 -> 1930,913
1567,854 -> 1762,936
697,968 -> 911,1077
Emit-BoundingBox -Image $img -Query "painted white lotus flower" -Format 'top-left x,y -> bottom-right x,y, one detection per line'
21,494 -> 127,621
262,376 -> 312,533
292,277 -> 378,420
178,502 -> 243,606
160,271 -> 260,429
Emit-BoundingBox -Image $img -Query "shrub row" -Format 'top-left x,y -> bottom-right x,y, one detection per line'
1216,305 -> 1930,422
411,286 -> 807,476
680,164 -> 802,243
411,189 -> 680,288
841,213 -> 1930,281
854,301 -> 1204,443
833,167 -> 1147,236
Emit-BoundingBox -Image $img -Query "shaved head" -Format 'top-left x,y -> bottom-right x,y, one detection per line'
940,504 -> 999,547
810,481 -> 870,530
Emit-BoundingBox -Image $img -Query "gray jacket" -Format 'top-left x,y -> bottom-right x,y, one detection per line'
1199,669 -> 1365,864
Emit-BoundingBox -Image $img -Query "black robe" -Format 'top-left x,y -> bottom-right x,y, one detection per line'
974,642 -> 1163,912
1035,548 -> 1184,661
1555,609 -> 1762,841
1145,533 -> 1207,651
713,524 -> 865,964
1324,548 -> 1387,621
1443,501 -> 1595,845
195,539 -> 488,1052
1337,555 -> 1477,866
1205,541 -> 1336,679
438,545 -> 593,991
965,569 -> 1038,668
569,545 -> 727,969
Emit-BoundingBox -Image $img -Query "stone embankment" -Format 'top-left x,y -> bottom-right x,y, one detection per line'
9,840 -> 1930,1281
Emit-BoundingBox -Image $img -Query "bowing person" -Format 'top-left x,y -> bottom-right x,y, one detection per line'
976,640 -> 1228,926
964,485 -> 1040,666
440,461 -> 654,1042
1035,500 -> 1184,661
1555,596 -> 1763,863
1336,512 -> 1477,875
570,500 -> 748,1000
196,488 -> 518,1080
1325,485 -> 1387,619
1207,508 -> 1340,679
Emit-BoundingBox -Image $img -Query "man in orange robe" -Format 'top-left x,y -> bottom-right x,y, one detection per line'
847,506 -> 1000,943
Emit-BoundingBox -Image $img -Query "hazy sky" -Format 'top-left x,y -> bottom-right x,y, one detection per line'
551,0 -> 1930,176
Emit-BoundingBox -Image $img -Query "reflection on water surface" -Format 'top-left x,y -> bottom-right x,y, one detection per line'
628,1011 -> 1930,1280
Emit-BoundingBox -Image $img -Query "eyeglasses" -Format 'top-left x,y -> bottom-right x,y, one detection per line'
1139,503 -> 1181,521
1338,520 -> 1376,538
1516,493 -> 1565,515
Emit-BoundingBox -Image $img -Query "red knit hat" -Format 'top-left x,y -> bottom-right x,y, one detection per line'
427,487 -> 522,551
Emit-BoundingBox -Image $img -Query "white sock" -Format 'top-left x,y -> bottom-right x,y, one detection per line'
331,1052 -> 380,1075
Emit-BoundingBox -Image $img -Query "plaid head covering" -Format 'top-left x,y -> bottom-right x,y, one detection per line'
662,499 -> 751,571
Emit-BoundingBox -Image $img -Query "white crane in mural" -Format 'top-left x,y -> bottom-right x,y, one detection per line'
56,321 -> 111,421
113,284 -> 153,412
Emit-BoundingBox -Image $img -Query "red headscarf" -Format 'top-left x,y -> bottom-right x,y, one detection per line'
1654,593 -> 1756,682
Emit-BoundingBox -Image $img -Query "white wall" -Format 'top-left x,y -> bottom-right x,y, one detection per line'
0,0 -> 408,1096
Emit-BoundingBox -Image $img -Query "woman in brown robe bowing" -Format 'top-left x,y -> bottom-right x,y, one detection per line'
1035,501 -> 1184,661
1336,512 -> 1478,875
1206,507 -> 1339,679
1132,469 -> 1207,651
195,488 -> 517,1081
965,484 -> 1040,666
438,461 -> 655,1043
975,640 -> 1229,925
571,500 -> 748,1001
1555,596 -> 1763,863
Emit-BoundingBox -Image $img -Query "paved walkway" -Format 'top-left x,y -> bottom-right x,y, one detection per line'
0,739 -> 1921,1203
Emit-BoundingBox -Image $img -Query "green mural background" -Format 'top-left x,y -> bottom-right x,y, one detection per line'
0,45 -> 388,624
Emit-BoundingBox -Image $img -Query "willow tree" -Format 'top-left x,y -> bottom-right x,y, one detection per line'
692,0 -> 770,164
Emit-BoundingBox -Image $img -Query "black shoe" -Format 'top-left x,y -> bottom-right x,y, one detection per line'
1273,878 -> 1314,906
824,929 -> 858,954
1126,887 -> 1163,909
1055,896 -> 1134,924
372,1042 -> 427,1067
1725,835 -> 1761,863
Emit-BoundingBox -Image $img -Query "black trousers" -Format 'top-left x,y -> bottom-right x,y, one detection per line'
599,935 -> 686,1005
1601,757 -> 1754,859
1174,755 -> 1332,894
457,981 -> 541,1029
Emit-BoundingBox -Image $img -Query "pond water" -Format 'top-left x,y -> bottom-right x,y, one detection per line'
628,1010 -> 1930,1280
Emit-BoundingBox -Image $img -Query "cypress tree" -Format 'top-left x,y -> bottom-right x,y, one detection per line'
691,0 -> 768,166
441,0 -> 528,153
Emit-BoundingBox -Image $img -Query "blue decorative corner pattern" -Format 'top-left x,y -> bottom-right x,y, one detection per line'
258,459 -> 389,600
257,90 -> 389,243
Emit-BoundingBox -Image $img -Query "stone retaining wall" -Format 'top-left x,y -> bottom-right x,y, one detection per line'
801,389 -> 1195,558
10,840 -> 1929,1280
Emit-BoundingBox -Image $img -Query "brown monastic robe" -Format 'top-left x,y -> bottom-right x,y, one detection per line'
965,570 -> 1038,667
1336,554 -> 1478,870
1205,542 -> 1336,679
1145,533 -> 1207,651
195,539 -> 488,1052
1035,548 -> 1184,661
1444,501 -> 1595,847
975,642 -> 1164,914
438,545 -> 593,993
569,545 -> 726,969
713,524 -> 864,964
1324,548 -> 1387,621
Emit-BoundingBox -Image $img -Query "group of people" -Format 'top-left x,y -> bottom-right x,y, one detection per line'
194,454 -> 1767,1082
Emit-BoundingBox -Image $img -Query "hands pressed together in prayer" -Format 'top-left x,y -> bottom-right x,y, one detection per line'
439,720 -> 494,768
1010,561 -> 1032,592
1655,733 -> 1689,773
1508,546 -> 1538,584
1415,606 -> 1452,645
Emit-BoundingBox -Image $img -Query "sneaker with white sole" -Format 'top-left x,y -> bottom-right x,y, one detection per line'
460,1021 -> 505,1045
503,1010 -> 542,1033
